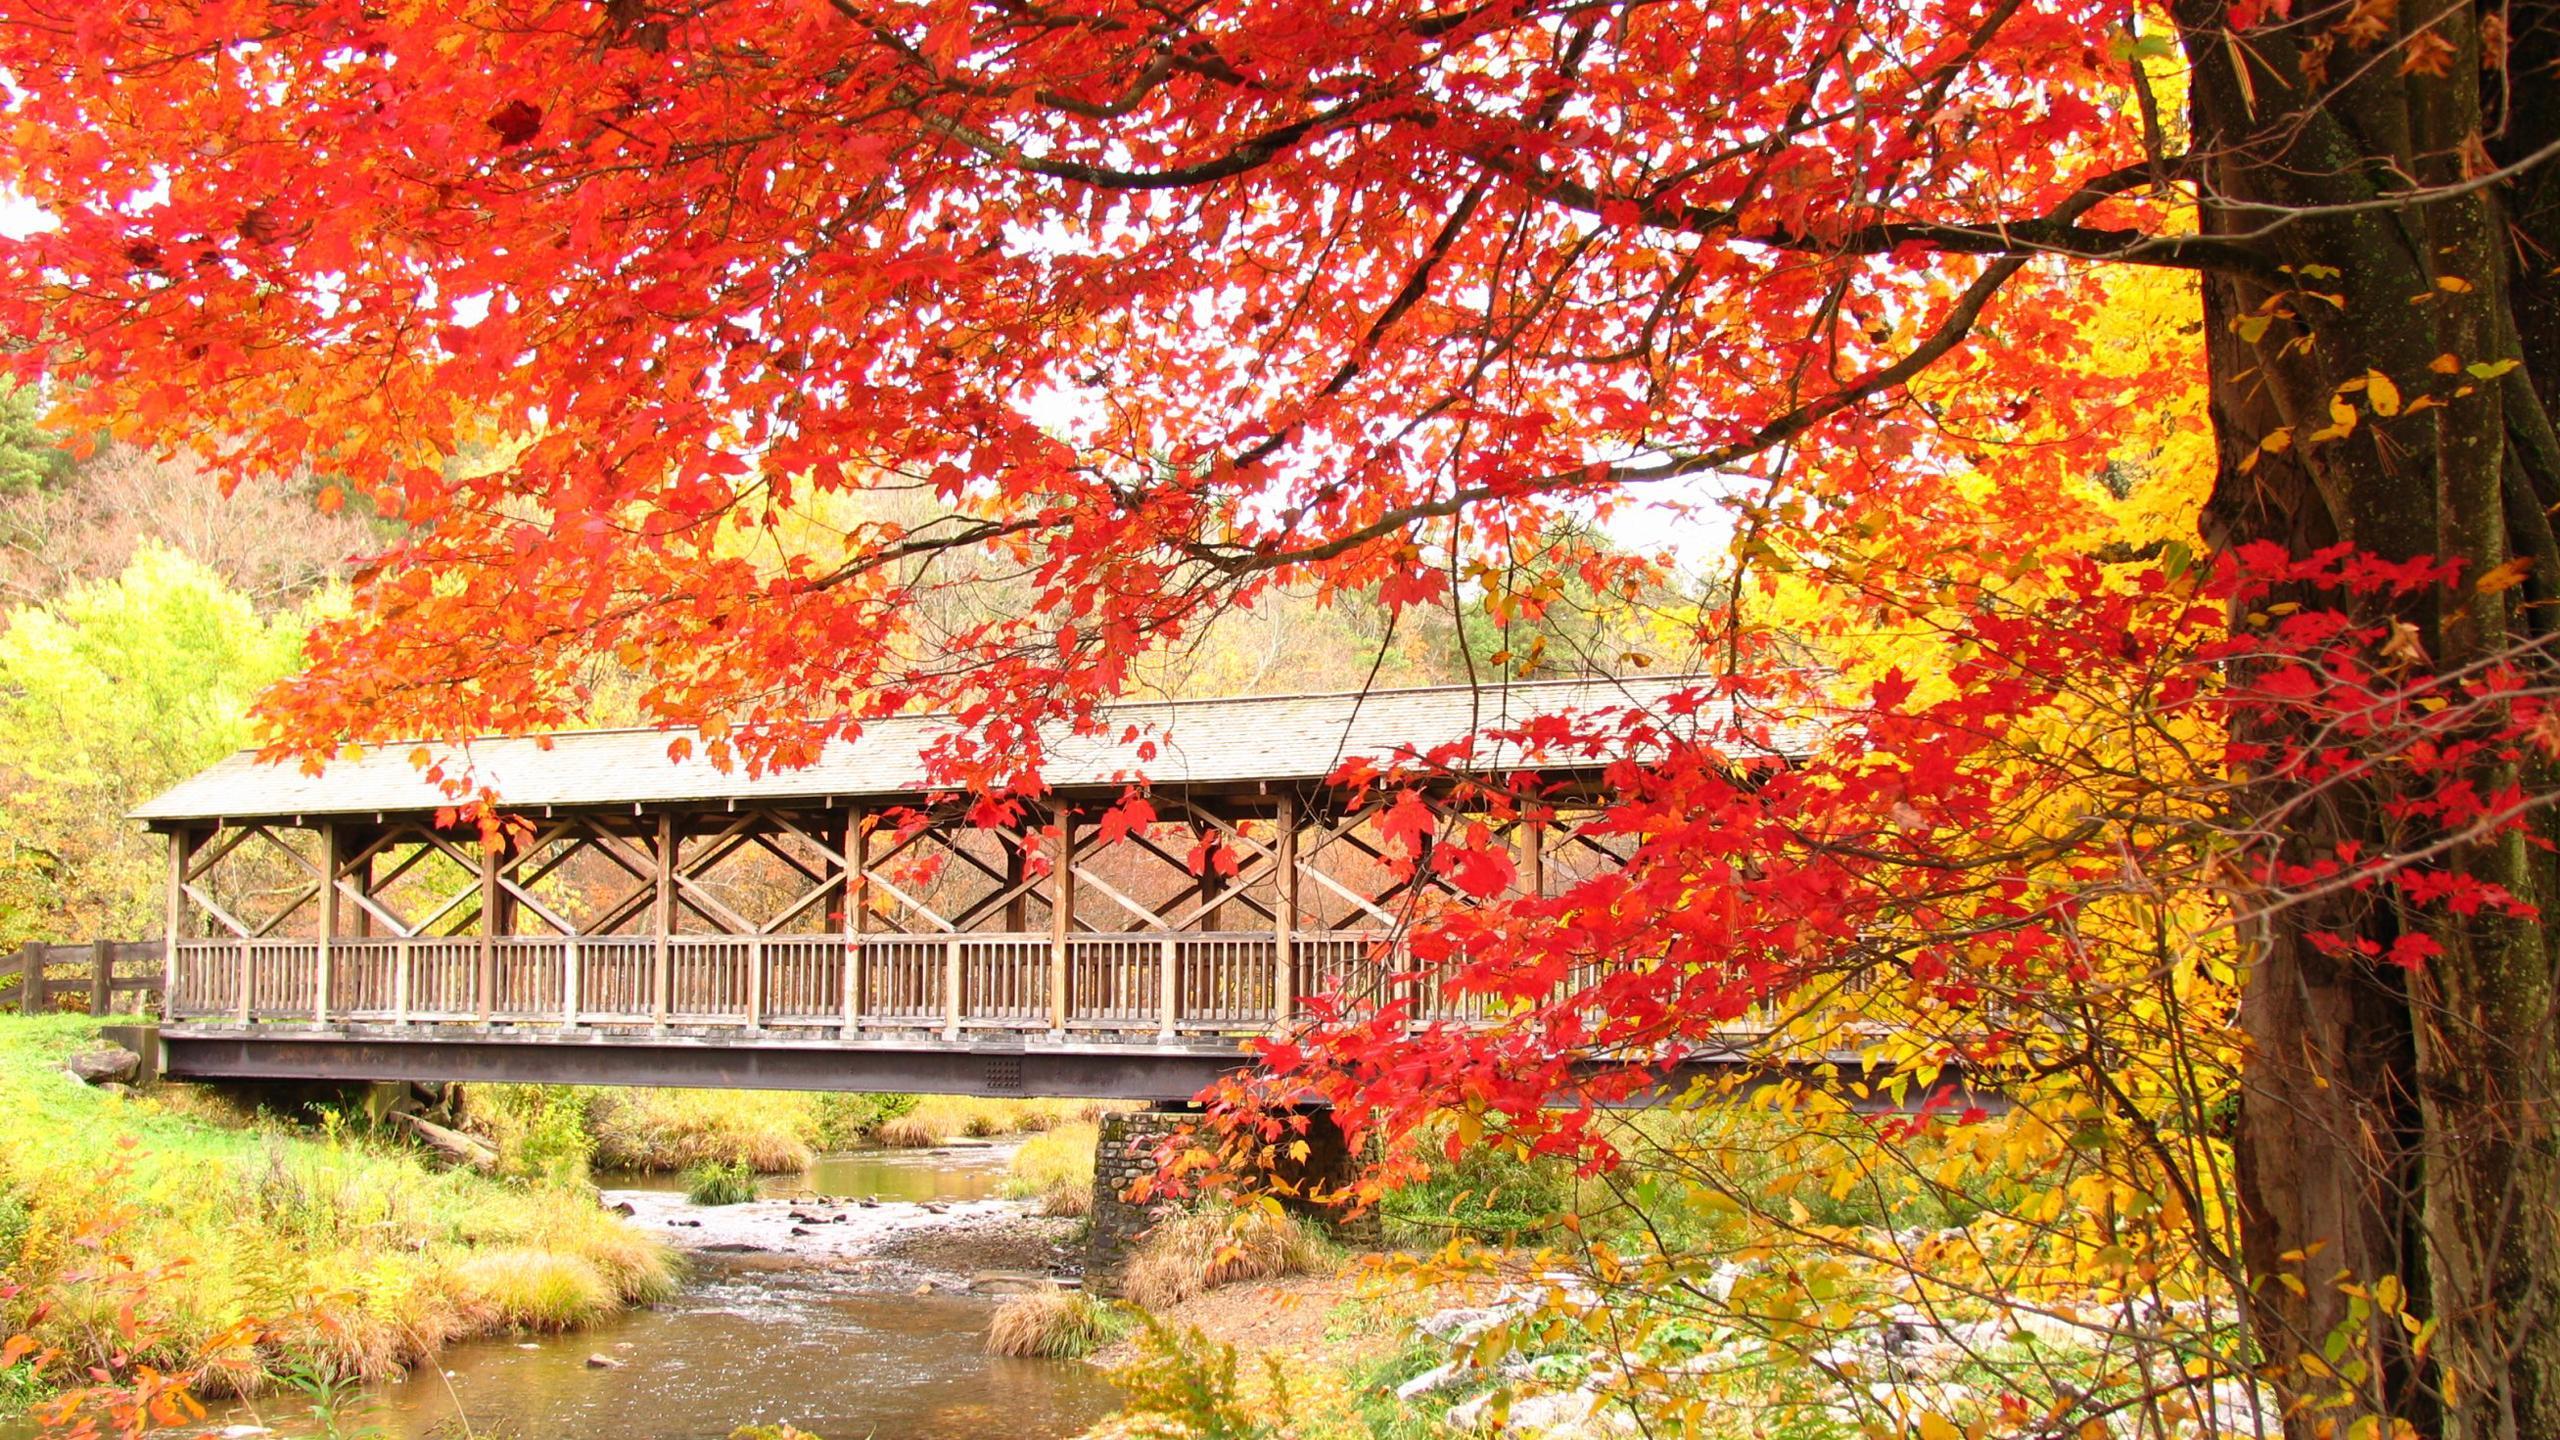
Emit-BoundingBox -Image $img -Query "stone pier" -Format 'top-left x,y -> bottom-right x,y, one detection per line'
1084,1103 -> 1375,1295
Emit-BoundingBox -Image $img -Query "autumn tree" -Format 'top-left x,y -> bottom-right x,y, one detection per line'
0,0 -> 2553,1434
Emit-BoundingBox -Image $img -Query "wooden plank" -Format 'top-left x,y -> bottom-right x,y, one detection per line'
316,822 -> 340,1024
479,839 -> 500,1022
90,939 -> 112,1017
943,935 -> 962,1041
1274,793 -> 1297,1026
653,813 -> 674,1028
1048,802 -> 1073,1031
842,807 -> 866,1036
163,828 -> 190,1017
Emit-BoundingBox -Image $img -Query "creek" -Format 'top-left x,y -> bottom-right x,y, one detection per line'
214,1144 -> 1122,1440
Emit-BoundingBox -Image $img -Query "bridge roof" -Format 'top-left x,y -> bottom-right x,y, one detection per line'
135,675 -> 1811,826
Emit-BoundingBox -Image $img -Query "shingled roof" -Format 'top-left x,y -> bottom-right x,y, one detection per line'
134,675 -> 1814,826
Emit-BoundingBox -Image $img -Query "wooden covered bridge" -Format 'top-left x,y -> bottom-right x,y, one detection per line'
137,678 -> 1812,1100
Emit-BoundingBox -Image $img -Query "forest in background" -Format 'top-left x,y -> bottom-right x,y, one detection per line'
0,389 -> 1680,951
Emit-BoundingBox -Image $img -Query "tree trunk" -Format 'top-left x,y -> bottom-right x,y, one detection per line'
2176,2 -> 2560,1435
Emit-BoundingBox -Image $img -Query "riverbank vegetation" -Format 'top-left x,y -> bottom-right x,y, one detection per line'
1000,1122 -> 1099,1217
987,1287 -> 1128,1359
0,1017 -> 676,1409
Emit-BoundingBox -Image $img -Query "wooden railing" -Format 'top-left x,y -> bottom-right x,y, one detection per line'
163,931 -> 1422,1037
2,940 -> 163,1016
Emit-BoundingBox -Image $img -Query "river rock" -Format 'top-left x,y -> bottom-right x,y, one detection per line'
968,1270 -> 1053,1295
63,1046 -> 138,1085
584,1353 -> 622,1370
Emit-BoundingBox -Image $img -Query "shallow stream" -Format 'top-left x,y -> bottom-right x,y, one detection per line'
207,1144 -> 1120,1440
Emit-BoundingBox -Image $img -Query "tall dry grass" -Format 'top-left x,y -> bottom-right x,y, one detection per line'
874,1096 -> 1123,1148
999,1121 -> 1098,1217
1120,1205 -> 1334,1311
586,1088 -> 818,1173
985,1286 -> 1124,1358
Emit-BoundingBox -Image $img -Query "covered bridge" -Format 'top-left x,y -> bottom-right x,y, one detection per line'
136,676 -> 1805,1097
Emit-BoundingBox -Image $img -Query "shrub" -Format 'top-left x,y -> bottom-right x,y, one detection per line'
984,1286 -> 1124,1358
1121,1204 -> 1332,1311
684,1159 -> 759,1206
456,1249 -> 615,1331
807,1092 -> 918,1148
459,1084 -> 597,1188
1103,1315 -> 1281,1440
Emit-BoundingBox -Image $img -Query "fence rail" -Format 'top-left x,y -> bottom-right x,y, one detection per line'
157,930 -> 1416,1036
0,939 -> 164,1017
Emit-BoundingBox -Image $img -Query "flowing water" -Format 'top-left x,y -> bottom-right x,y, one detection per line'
196,1146 -> 1121,1440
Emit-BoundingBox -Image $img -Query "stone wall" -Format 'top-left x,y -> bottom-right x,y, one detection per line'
1083,1104 -> 1378,1294
1086,1106 -> 1191,1296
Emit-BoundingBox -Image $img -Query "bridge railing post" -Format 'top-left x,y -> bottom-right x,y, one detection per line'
943,936 -> 961,1041
90,938 -> 113,1017
746,934 -> 764,1030
563,936 -> 581,1029
1157,936 -> 1177,1039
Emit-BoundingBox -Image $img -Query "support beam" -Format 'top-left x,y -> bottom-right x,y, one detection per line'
478,838 -> 500,1023
653,813 -> 674,1029
842,809 -> 866,1036
163,829 -> 191,1017
1274,794 -> 1297,1027
1049,802 -> 1074,1032
317,822 -> 340,1025
1518,807 -> 1545,899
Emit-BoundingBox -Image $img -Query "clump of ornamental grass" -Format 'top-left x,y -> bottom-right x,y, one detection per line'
456,1248 -> 616,1331
683,1158 -> 760,1206
985,1286 -> 1126,1358
1121,1204 -> 1334,1312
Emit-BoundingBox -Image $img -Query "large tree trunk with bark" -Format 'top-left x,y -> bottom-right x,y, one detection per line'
2175,2 -> 2560,1435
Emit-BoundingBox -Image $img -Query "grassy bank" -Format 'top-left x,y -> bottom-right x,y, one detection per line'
487,1086 -> 1123,1175
0,1016 -> 677,1408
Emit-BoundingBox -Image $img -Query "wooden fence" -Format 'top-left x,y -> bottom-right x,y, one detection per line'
0,939 -> 162,1017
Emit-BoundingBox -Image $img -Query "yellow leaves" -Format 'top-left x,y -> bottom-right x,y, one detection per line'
2308,395 -> 2359,444
2431,352 -> 2462,374
1916,1411 -> 1961,1440
2475,557 -> 2533,595
2434,274 -> 2473,294
2363,369 -> 2400,417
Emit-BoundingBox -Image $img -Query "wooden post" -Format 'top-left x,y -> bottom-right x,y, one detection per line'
1517,807 -> 1545,899
90,939 -> 113,1017
1158,934 -> 1178,1038
652,813 -> 674,1028
943,935 -> 962,1041
1048,801 -> 1074,1032
842,808 -> 866,1036
478,838 -> 500,1023
316,822 -> 340,1026
164,828 -> 191,1019
1273,794 -> 1297,1028
13,941 -> 41,1014
746,934 -> 765,1029
564,935 -> 582,1029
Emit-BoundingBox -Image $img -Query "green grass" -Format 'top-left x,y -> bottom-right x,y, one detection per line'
683,1158 -> 760,1205
0,1016 -> 678,1405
